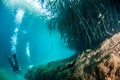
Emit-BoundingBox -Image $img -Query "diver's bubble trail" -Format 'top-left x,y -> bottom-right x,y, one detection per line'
26,42 -> 33,67
26,42 -> 30,57
11,32 -> 17,54
26,42 -> 31,59
15,9 -> 24,24
10,9 -> 24,55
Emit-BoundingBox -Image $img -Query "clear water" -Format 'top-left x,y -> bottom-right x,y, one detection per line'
0,0 -> 75,79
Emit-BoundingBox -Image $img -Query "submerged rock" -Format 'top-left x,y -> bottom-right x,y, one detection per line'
25,32 -> 120,80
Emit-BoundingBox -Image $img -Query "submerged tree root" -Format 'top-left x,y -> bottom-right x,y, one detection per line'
25,32 -> 120,80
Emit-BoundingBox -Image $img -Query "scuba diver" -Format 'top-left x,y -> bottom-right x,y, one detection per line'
8,53 -> 21,73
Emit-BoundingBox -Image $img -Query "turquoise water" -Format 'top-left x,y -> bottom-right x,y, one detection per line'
0,0 -> 75,78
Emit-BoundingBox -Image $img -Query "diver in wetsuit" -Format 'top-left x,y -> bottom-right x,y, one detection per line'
8,54 -> 21,73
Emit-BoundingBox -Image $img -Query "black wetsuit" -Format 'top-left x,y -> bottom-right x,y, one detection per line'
8,54 -> 21,73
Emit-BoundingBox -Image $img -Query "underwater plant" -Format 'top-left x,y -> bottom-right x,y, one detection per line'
22,0 -> 120,80
44,0 -> 120,52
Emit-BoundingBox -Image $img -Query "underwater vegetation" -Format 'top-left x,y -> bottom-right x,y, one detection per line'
45,0 -> 120,52
24,0 -> 120,80
0,0 -> 120,80
25,32 -> 120,80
